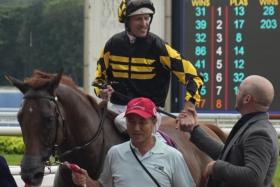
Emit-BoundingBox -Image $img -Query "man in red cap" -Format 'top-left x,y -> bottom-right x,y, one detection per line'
70,97 -> 195,187
125,97 -> 160,149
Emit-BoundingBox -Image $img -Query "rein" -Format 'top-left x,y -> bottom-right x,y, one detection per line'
110,90 -> 177,119
58,105 -> 107,160
93,80 -> 177,118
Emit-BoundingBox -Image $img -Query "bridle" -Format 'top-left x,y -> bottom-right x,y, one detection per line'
22,91 -> 107,165
23,92 -> 64,151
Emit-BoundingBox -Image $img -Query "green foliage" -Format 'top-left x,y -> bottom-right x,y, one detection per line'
0,136 -> 24,154
272,157 -> 280,187
0,0 -> 38,8
0,0 -> 84,85
0,6 -> 26,83
2,154 -> 22,165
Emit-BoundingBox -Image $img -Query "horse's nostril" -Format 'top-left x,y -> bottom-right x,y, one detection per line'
33,172 -> 44,180
22,172 -> 44,186
22,175 -> 30,183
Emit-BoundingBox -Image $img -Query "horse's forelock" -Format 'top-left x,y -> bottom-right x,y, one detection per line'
24,77 -> 51,89
32,70 -> 53,79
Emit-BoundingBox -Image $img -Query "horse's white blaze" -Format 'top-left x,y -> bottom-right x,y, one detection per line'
29,107 -> 33,113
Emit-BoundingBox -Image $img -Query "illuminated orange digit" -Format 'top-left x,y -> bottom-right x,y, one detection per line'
215,99 -> 222,109
196,99 -> 206,108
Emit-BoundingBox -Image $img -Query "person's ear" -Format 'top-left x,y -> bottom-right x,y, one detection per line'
152,117 -> 157,124
243,94 -> 252,104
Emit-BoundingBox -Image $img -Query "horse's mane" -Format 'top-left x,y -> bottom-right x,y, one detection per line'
24,70 -> 77,90
24,70 -> 100,111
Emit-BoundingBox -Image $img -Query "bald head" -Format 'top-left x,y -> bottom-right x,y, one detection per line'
241,75 -> 274,112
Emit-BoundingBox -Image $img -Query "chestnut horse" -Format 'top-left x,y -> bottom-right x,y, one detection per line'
6,70 -> 226,187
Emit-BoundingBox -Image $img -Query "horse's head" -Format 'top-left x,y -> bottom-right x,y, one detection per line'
5,71 -> 64,186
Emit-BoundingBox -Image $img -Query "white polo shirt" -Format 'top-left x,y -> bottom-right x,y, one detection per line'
98,136 -> 196,187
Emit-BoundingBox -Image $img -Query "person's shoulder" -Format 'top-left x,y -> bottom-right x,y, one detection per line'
159,143 -> 185,165
108,31 -> 126,42
104,31 -> 126,47
146,32 -> 168,53
108,141 -> 130,153
244,115 -> 278,144
147,32 -> 165,43
248,113 -> 274,132
253,120 -> 277,137
147,32 -> 162,39
157,139 -> 183,156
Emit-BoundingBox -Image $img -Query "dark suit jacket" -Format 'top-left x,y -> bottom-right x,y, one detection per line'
191,112 -> 279,187
0,155 -> 17,187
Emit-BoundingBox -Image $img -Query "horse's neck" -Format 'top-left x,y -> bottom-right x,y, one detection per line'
56,85 -> 100,144
55,84 -> 124,147
56,85 -> 125,178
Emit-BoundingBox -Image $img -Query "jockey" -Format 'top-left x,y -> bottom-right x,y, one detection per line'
93,0 -> 203,134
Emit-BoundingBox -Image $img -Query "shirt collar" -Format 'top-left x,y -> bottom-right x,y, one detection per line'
130,135 -> 165,155
127,32 -> 136,44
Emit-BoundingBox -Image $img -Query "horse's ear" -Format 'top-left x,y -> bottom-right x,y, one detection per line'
48,70 -> 63,93
4,75 -> 29,94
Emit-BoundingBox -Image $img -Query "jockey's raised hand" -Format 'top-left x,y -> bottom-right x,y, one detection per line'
99,85 -> 114,101
176,101 -> 198,133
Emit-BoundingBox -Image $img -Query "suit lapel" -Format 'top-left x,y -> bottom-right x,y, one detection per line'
220,113 -> 268,160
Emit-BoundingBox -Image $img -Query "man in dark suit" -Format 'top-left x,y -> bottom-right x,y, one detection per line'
177,75 -> 279,187
0,155 -> 17,187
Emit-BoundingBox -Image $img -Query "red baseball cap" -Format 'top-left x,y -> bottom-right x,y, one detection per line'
125,97 -> 157,119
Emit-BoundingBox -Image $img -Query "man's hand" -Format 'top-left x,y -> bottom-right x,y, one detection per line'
176,110 -> 198,133
203,160 -> 216,179
176,101 -> 198,133
99,85 -> 114,101
63,162 -> 88,187
64,163 -> 87,186
64,162 -> 101,187
72,169 -> 88,187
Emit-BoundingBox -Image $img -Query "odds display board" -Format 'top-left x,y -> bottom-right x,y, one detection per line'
183,0 -> 280,113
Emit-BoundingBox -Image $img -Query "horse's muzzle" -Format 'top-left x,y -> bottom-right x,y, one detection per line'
21,155 -> 45,186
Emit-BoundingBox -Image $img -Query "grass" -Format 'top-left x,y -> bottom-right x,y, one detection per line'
273,157 -> 280,187
1,153 -> 22,165
272,138 -> 280,187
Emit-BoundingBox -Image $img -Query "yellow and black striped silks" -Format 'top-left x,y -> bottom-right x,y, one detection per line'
94,31 -> 203,107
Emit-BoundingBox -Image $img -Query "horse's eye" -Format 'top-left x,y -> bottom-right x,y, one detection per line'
43,115 -> 56,124
47,116 -> 55,122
